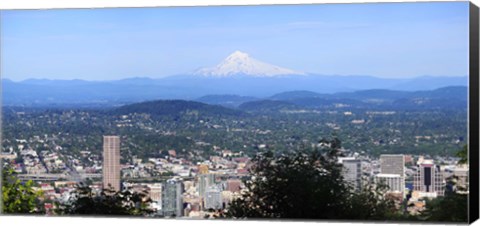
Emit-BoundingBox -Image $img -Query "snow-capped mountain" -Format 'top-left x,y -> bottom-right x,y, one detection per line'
194,51 -> 306,77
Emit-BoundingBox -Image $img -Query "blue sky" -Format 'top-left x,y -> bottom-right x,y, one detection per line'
1,2 -> 469,81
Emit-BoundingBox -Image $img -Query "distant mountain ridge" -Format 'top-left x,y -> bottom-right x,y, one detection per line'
2,51 -> 468,107
107,86 -> 467,119
270,91 -> 329,100
197,86 -> 467,112
3,85 -> 463,116
3,51 -> 468,106
2,74 -> 468,106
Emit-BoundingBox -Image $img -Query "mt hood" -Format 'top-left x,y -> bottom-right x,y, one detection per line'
194,51 -> 306,77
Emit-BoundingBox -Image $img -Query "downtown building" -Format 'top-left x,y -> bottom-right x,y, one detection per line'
225,179 -> 242,193
204,186 -> 223,210
340,158 -> 363,191
147,183 -> 163,214
380,154 -> 405,176
379,154 -> 405,195
453,164 -> 469,193
103,135 -> 121,191
198,173 -> 216,198
413,159 -> 444,197
375,174 -> 404,192
162,178 -> 184,217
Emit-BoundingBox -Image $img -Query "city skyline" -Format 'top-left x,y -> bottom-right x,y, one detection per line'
1,2 -> 469,81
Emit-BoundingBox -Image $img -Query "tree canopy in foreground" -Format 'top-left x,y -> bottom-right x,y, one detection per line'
2,166 -> 44,214
54,184 -> 154,216
225,138 -> 398,220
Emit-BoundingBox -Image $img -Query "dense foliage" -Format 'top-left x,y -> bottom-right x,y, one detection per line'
419,190 -> 468,222
225,138 -> 398,220
112,99 -> 246,118
2,166 -> 44,214
238,100 -> 301,113
54,184 -> 154,216
456,144 -> 468,165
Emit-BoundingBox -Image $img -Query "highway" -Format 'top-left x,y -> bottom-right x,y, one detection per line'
17,173 -> 101,182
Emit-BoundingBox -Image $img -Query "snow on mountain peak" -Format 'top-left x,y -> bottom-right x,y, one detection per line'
194,51 -> 306,77
227,50 -> 250,59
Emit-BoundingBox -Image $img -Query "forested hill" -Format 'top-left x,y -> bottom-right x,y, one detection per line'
238,100 -> 302,113
110,99 -> 246,117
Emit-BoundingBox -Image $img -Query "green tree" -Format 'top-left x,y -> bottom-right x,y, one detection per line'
55,184 -> 154,216
456,144 -> 468,165
419,190 -> 468,222
225,138 -> 396,220
2,166 -> 44,214
346,183 -> 398,220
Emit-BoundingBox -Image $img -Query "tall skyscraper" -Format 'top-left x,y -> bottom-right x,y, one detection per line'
103,135 -> 121,191
380,154 -> 405,195
413,159 -> 444,197
148,183 -> 162,203
198,173 -> 215,197
341,159 -> 362,191
375,174 -> 403,193
204,186 -> 222,210
147,183 -> 162,215
380,154 -> 405,176
162,178 -> 184,217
